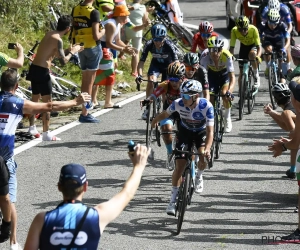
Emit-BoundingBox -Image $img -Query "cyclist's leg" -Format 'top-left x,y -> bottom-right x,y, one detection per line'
247,45 -> 260,87
275,40 -> 287,82
207,69 -> 220,106
146,61 -> 160,98
238,43 -> 251,89
220,73 -> 233,132
262,40 -> 273,78
160,115 -> 175,170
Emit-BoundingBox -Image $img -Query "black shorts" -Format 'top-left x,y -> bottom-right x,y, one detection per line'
238,43 -> 257,68
0,156 -> 9,196
175,126 -> 206,160
262,39 -> 284,52
28,64 -> 52,96
208,69 -> 229,95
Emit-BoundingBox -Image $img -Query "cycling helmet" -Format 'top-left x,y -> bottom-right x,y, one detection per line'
291,45 -> 300,58
199,21 -> 214,33
271,82 -> 291,102
268,0 -> 280,11
235,15 -> 249,29
180,79 -> 203,94
268,9 -> 281,23
207,36 -> 224,48
183,53 -> 200,66
151,24 -> 167,38
167,62 -> 186,77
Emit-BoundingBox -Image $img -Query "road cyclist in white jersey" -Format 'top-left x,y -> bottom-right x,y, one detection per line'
151,79 -> 214,216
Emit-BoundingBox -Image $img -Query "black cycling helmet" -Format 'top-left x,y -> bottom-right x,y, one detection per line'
271,82 -> 291,105
167,62 -> 186,77
183,53 -> 200,66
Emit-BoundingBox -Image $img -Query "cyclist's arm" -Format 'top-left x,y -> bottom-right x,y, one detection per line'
152,110 -> 170,124
167,40 -> 179,62
23,212 -> 46,250
228,72 -> 236,93
229,28 -> 237,54
253,28 -> 262,57
197,65 -> 210,100
137,61 -> 144,76
191,33 -> 198,53
204,105 -> 214,151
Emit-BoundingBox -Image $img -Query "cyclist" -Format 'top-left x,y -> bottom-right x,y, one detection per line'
200,36 -> 235,133
136,23 -> 178,119
151,79 -> 214,215
229,15 -> 262,89
264,83 -> 296,179
191,21 -> 218,54
140,61 -> 185,171
259,9 -> 290,80
261,0 -> 293,75
183,52 -> 210,100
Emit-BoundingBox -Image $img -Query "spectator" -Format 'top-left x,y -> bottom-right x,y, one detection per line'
24,145 -> 150,249
0,69 -> 90,250
287,44 -> 300,81
95,0 -> 115,20
268,78 -> 300,241
71,0 -> 105,123
27,15 -> 83,140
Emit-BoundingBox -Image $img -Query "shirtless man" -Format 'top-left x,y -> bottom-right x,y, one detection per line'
27,15 -> 83,141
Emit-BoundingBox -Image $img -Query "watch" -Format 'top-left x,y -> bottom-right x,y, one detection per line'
281,143 -> 287,151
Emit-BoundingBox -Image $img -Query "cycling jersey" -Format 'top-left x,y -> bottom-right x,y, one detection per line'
140,39 -> 178,64
166,98 -> 214,132
39,202 -> 100,250
259,21 -> 289,43
191,32 -> 218,53
186,65 -> 209,90
230,25 -> 261,47
200,48 -> 234,73
72,4 -> 101,48
95,0 -> 114,20
0,92 -> 24,161
261,3 -> 292,25
0,53 -> 10,67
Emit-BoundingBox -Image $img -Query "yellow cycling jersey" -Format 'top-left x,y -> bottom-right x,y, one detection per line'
200,48 -> 234,73
95,0 -> 114,20
230,25 -> 261,47
72,4 -> 98,48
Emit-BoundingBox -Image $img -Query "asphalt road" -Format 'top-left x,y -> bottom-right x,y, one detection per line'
4,1 -> 300,249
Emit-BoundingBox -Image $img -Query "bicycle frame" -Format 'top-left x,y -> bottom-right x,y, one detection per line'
242,61 -> 258,97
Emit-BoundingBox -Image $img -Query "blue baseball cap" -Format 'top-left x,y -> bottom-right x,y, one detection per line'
59,163 -> 87,187
289,81 -> 300,102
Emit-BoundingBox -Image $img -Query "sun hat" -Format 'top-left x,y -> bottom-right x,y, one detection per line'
113,5 -> 130,17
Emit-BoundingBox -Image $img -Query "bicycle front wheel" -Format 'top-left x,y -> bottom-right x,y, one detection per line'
239,74 -> 246,120
247,69 -> 255,114
176,168 -> 190,235
146,103 -> 155,148
268,65 -> 278,110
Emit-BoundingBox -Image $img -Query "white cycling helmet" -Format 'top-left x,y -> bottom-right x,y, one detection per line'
271,82 -> 291,101
180,79 -> 203,94
268,0 -> 280,11
207,36 -> 225,48
268,9 -> 281,23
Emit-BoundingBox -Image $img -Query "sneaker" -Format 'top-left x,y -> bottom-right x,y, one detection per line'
254,75 -> 260,88
281,228 -> 300,241
115,69 -> 123,75
195,175 -> 204,193
224,117 -> 232,133
141,109 -> 148,120
166,154 -> 175,171
166,202 -> 176,216
264,68 -> 269,79
285,169 -> 296,179
28,125 -> 41,138
42,131 -> 61,141
10,243 -> 23,250
79,113 -> 100,123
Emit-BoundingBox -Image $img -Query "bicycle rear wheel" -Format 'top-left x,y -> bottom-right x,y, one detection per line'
176,168 -> 190,235
239,74 -> 246,120
247,69 -> 255,114
146,103 -> 155,148
268,65 -> 278,110
215,109 -> 224,160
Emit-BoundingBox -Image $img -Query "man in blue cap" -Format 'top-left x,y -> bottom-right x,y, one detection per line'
24,144 -> 150,249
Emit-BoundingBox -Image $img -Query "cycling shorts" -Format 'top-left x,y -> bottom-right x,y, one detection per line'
262,38 -> 284,52
207,69 -> 229,95
175,126 -> 206,160
295,149 -> 300,186
0,157 -> 9,196
147,60 -> 168,81
238,43 -> 257,68
28,64 -> 52,96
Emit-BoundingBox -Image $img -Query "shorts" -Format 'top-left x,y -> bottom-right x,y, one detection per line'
147,60 -> 168,81
238,43 -> 257,68
101,41 -> 117,60
6,157 -> 17,203
79,44 -> 103,71
208,69 -> 229,94
175,126 -> 206,160
262,38 -> 284,52
295,149 -> 300,186
126,36 -> 143,51
28,64 -> 52,96
0,156 -> 9,196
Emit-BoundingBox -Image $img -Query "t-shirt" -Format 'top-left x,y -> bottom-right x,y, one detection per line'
0,53 -> 10,67
125,3 -> 146,38
230,25 -> 261,47
287,65 -> 300,81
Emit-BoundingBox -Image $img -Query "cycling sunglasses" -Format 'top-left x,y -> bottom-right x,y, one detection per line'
268,20 -> 278,26
209,47 -> 222,53
200,33 -> 212,38
153,37 -> 164,42
181,93 -> 197,100
238,27 -> 248,32
185,65 -> 198,71
168,76 -> 181,82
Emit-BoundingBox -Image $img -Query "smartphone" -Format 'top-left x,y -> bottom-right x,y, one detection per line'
80,42 -> 84,46
8,43 -> 16,50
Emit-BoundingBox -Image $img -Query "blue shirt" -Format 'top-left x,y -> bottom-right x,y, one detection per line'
39,203 -> 100,250
261,3 -> 292,25
259,21 -> 289,42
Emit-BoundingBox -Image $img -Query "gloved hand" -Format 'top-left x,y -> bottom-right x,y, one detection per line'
280,48 -> 287,56
256,56 -> 262,63
135,75 -> 143,91
226,90 -> 234,100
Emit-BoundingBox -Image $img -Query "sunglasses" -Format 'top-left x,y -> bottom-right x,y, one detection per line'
181,93 -> 197,100
200,33 -> 212,38
168,76 -> 181,82
209,47 -> 222,53
268,20 -> 278,25
238,28 -> 248,32
185,65 -> 198,71
153,37 -> 164,42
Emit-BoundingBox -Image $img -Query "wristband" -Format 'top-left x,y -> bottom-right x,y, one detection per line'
282,143 -> 287,151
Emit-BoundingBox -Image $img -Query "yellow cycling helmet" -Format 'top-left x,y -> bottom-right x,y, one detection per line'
167,62 -> 186,77
235,15 -> 249,29
207,36 -> 224,48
